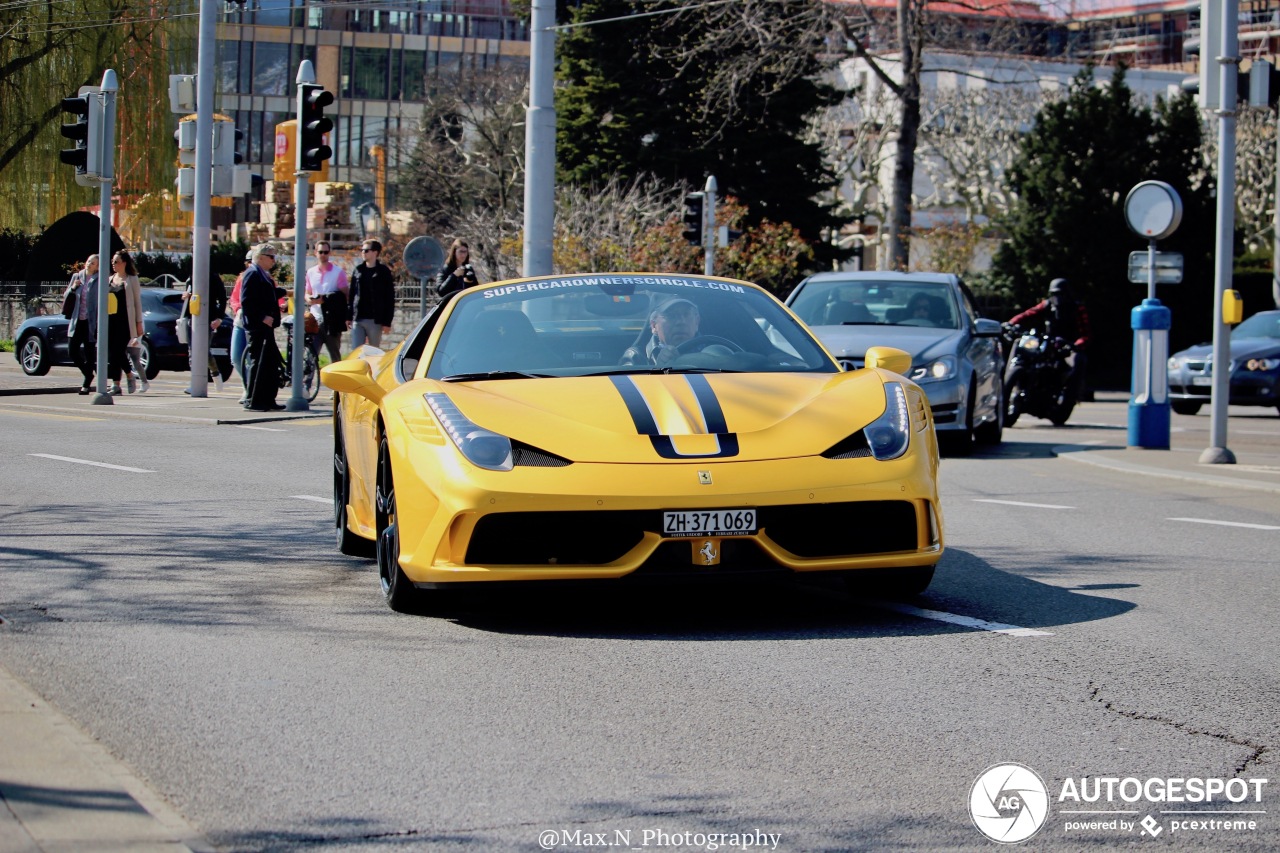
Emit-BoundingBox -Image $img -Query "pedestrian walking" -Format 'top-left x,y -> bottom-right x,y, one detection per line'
104,253 -> 142,396
241,243 -> 284,411
109,251 -> 147,393
348,239 -> 395,349
229,248 -> 253,402
305,241 -> 349,364
181,266 -> 228,393
62,254 -> 98,394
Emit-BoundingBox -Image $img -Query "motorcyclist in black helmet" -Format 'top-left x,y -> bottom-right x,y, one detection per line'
1007,278 -> 1091,400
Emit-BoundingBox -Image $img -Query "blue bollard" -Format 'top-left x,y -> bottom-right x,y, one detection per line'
1128,298 -> 1172,449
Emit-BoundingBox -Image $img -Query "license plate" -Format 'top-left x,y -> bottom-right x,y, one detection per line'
663,508 -> 756,538
1191,376 -> 1212,386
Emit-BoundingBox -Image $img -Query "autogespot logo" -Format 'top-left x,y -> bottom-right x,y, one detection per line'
970,763 -> 1050,844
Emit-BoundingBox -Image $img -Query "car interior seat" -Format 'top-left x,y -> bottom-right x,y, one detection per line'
446,309 -> 560,374
821,301 -> 873,325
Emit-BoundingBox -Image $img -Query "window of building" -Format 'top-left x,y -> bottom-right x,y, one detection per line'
217,39 -> 242,94
254,42 -> 290,96
254,0 -> 292,27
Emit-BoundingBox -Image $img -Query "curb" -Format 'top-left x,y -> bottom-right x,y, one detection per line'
1052,444 -> 1280,494
0,400 -> 329,426
0,662 -> 216,853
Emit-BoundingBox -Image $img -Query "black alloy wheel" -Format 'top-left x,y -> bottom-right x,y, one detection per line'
334,416 -> 375,558
376,433 -> 419,613
139,338 -> 160,380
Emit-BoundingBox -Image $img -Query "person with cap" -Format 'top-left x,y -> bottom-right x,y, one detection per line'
1007,277 -> 1091,399
240,243 -> 284,411
619,296 -> 703,366
227,247 -> 254,401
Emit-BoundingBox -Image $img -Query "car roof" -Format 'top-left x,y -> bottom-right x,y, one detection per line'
799,271 -> 960,286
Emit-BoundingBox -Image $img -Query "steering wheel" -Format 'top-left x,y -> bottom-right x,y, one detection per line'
674,335 -> 744,356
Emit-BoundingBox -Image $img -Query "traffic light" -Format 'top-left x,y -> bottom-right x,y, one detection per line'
297,83 -> 333,172
174,118 -> 196,211
59,88 -> 100,187
682,192 -> 704,246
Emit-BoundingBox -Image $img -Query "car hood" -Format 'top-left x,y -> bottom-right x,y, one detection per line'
1173,338 -> 1280,362
811,325 -> 965,363
390,371 -> 894,464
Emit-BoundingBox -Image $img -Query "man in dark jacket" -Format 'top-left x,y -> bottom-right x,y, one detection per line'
240,243 -> 284,411
63,254 -> 99,393
348,239 -> 395,349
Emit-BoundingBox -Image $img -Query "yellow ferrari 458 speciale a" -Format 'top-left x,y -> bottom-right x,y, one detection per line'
322,273 -> 943,612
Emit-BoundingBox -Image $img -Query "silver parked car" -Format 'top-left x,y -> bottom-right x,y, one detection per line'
786,271 -> 1005,451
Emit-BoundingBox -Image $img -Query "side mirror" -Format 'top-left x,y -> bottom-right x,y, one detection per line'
321,358 -> 385,405
974,318 -> 1003,337
864,346 -> 912,375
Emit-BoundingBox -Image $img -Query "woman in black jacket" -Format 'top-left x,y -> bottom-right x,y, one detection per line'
435,239 -> 480,298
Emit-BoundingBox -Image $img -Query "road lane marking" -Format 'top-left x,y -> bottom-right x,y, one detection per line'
870,601 -> 1054,637
29,454 -> 154,473
0,408 -> 102,422
1167,517 -> 1280,531
291,495 -> 329,504
233,425 -> 287,432
973,499 -> 1075,509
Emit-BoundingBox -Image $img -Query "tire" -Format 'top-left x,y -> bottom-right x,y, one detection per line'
1004,374 -> 1023,427
845,565 -> 936,599
139,337 -> 160,380
941,382 -> 976,456
17,333 -> 50,376
334,416 -> 375,558
1049,390 -> 1076,427
973,379 -> 1004,446
376,432 -> 420,613
1172,400 -> 1202,416
303,347 -> 320,402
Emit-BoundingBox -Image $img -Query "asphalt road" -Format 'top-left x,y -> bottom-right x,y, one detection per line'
1,401 -> 1277,851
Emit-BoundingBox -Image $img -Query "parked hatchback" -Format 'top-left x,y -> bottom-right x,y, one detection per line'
786,271 -> 1005,450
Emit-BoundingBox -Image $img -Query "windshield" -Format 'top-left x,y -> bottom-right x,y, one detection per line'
425,274 -> 837,379
1232,312 -> 1280,340
791,280 -> 962,330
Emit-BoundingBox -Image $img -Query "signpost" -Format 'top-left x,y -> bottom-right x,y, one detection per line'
1123,181 -> 1181,449
402,236 -> 445,319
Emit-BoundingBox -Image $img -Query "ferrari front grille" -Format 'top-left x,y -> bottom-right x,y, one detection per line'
465,500 -> 919,566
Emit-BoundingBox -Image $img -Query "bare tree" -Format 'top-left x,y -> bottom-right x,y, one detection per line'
1232,106 -> 1277,255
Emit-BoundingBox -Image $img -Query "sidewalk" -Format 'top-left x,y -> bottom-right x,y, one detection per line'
0,363 -> 328,425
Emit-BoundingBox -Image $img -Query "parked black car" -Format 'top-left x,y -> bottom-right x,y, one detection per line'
13,285 -> 232,380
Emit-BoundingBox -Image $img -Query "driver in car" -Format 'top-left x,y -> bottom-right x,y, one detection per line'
621,297 -> 702,365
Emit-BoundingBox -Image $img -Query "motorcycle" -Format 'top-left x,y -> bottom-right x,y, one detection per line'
1002,324 -> 1077,426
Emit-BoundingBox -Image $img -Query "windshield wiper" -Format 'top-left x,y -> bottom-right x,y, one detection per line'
441,371 -> 549,382
581,366 -> 742,376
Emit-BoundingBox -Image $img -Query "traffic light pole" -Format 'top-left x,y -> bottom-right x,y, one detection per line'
703,175 -> 716,276
187,0 -> 217,398
91,71 -> 118,405
1201,0 -> 1239,465
287,60 -> 317,412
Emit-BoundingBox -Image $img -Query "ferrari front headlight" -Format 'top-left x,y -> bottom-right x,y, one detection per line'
910,355 -> 956,383
863,381 -> 910,461
425,393 -> 513,471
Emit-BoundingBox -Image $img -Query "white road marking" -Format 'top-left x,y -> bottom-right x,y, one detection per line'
291,495 -> 329,504
1167,517 -> 1280,531
871,600 -> 1054,637
29,454 -> 154,473
233,425 -> 287,432
973,499 -> 1075,509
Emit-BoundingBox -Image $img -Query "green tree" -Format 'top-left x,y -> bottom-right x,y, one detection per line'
0,1 -> 187,229
554,0 -> 843,269
991,66 -> 1213,384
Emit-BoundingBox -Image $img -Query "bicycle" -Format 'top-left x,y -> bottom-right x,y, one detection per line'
279,314 -> 321,402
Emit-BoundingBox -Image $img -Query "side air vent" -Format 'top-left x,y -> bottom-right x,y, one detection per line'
512,442 -> 571,467
821,431 -> 872,460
